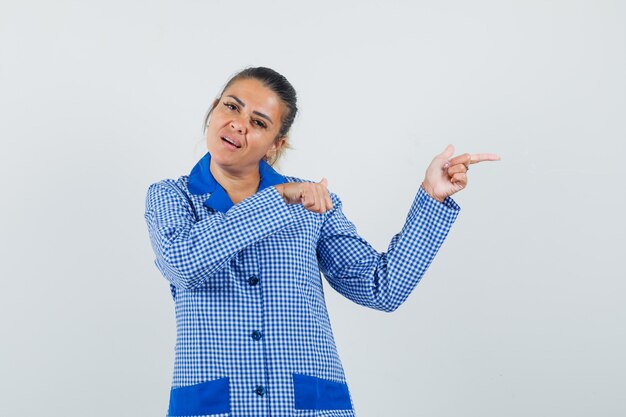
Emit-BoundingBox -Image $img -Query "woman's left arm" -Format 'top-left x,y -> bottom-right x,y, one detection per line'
316,144 -> 500,312
316,186 -> 459,312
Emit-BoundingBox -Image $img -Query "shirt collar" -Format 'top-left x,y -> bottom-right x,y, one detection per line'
188,151 -> 287,213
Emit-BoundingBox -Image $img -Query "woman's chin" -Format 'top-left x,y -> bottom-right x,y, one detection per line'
210,149 -> 241,166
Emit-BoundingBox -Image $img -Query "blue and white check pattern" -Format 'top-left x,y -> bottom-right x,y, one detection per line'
144,152 -> 460,417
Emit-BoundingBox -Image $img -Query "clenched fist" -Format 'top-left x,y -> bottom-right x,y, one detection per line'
275,178 -> 333,214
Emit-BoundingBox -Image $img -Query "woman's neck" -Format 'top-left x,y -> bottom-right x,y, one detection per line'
209,159 -> 261,204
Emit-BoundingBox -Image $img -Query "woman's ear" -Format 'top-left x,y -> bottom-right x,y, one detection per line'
275,136 -> 287,152
267,136 -> 287,156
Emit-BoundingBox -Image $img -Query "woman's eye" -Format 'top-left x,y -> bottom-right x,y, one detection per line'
254,120 -> 267,129
224,102 -> 237,111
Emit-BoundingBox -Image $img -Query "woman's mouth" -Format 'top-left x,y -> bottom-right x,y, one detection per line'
221,136 -> 241,150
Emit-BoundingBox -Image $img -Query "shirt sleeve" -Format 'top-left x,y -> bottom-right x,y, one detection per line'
144,180 -> 296,290
316,185 -> 461,312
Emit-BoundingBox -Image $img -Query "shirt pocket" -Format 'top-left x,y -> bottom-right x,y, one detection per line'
293,373 -> 353,411
167,377 -> 230,416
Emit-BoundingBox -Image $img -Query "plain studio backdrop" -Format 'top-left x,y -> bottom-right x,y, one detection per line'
1,1 -> 624,416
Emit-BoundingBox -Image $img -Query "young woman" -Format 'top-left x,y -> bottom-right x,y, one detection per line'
144,66 -> 500,417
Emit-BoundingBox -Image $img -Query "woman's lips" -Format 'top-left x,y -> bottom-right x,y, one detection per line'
221,136 -> 241,150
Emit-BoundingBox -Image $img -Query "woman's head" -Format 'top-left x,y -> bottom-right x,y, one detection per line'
204,67 -> 297,168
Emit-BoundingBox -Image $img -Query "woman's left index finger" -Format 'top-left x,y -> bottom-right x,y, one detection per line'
448,152 -> 500,166
469,153 -> 501,164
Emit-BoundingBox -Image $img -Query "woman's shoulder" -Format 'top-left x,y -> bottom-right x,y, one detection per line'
147,175 -> 191,195
145,175 -> 196,210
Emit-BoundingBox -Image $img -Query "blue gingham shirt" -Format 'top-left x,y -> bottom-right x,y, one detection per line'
144,151 -> 460,417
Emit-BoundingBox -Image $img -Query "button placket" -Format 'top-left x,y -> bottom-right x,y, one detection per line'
247,246 -> 267,403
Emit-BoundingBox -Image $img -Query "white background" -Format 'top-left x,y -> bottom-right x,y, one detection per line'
1,1 -> 625,416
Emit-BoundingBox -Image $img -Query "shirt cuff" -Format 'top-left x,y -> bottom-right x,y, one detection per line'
418,184 -> 460,211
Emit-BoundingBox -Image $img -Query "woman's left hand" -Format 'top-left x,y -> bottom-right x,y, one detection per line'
421,144 -> 501,202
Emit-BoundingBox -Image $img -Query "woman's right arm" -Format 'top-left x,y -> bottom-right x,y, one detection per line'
144,180 -> 295,290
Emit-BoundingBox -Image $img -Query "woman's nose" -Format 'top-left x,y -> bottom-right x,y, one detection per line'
230,118 -> 247,134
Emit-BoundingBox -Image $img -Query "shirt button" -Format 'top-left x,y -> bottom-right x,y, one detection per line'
251,330 -> 262,340
248,276 -> 259,286
254,385 -> 266,396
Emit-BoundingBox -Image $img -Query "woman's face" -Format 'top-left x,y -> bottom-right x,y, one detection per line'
206,78 -> 286,171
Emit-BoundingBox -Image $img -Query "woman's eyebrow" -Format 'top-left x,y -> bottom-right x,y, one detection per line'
253,111 -> 273,125
227,95 -> 245,107
226,94 -> 273,125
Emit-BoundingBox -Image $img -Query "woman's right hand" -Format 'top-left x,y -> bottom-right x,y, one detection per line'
275,178 -> 333,214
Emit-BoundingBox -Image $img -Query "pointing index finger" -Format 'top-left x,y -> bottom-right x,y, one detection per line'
449,153 -> 500,166
469,153 -> 501,164
448,153 -> 472,167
